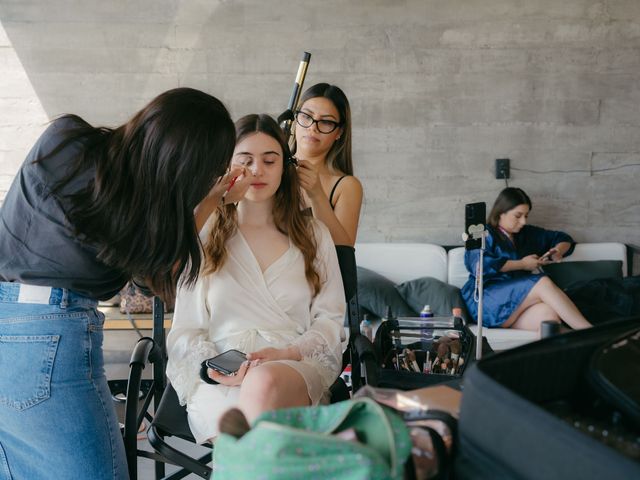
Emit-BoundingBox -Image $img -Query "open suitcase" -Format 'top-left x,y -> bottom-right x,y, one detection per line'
371,315 -> 492,391
455,317 -> 640,480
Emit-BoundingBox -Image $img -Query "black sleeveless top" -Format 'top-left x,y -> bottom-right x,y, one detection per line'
329,175 -> 348,210
301,175 -> 349,216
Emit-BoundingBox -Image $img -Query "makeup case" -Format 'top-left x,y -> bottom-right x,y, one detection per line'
587,327 -> 640,428
371,315 -> 492,390
455,317 -> 640,480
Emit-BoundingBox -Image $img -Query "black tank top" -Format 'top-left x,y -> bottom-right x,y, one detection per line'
329,175 -> 348,210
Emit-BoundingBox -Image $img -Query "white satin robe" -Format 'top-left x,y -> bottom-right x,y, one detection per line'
165,220 -> 346,443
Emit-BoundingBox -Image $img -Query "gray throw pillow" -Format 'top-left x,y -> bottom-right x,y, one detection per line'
543,260 -> 623,291
357,266 -> 417,319
395,276 -> 469,321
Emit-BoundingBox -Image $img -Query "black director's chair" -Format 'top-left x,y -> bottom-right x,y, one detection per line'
120,245 -> 378,479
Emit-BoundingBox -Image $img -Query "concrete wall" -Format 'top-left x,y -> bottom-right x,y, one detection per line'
1,0 -> 638,270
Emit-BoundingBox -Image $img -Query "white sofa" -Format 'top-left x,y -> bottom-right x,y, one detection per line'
355,242 -> 629,351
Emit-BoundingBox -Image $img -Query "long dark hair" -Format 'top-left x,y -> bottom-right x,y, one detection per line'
488,187 -> 533,229
41,87 -> 236,301
293,83 -> 353,175
206,114 -> 321,295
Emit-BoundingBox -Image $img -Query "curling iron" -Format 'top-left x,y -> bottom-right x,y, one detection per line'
278,51 -> 311,148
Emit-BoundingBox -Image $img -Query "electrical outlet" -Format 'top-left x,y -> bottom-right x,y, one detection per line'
495,158 -> 510,179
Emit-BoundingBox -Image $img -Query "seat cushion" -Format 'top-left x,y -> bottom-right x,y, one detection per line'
151,383 -> 194,441
466,324 -> 538,351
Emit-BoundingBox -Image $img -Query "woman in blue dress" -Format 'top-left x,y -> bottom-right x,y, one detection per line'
461,188 -> 592,332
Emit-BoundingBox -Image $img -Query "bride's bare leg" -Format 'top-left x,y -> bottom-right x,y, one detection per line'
237,363 -> 310,423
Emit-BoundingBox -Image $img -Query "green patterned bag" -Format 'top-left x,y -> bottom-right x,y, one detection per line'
213,397 -> 412,480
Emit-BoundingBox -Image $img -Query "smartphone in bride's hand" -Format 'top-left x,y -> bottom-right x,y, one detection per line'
205,349 -> 247,376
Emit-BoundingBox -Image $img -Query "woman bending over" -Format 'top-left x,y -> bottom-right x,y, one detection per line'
0,88 -> 242,479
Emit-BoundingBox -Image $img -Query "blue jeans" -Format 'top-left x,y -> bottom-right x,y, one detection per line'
0,283 -> 128,479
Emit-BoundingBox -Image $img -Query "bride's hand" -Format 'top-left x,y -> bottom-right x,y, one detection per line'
247,346 -> 302,362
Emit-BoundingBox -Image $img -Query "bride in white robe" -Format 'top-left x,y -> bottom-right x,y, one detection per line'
166,114 -> 346,444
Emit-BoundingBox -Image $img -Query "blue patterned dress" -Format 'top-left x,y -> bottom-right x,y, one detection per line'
461,225 -> 574,327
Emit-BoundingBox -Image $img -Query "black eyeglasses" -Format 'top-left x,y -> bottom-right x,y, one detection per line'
294,111 -> 341,134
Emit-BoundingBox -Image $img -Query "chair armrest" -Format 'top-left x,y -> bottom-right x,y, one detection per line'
354,334 -> 376,360
353,334 -> 380,388
129,336 -> 158,367
123,337 -> 160,476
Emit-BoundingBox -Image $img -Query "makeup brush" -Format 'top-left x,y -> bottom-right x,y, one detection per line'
450,340 -> 461,363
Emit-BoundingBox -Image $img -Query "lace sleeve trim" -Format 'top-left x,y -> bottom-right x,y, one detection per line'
166,340 -> 218,405
292,330 -> 342,390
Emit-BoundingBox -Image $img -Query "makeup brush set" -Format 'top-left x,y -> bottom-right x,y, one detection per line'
371,314 -> 490,390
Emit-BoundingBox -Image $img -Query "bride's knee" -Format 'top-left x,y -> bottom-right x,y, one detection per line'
242,366 -> 278,398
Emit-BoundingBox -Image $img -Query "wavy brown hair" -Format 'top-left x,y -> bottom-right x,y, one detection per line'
205,114 -> 321,295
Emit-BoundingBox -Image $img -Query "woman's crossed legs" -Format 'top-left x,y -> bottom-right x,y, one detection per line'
503,276 -> 592,334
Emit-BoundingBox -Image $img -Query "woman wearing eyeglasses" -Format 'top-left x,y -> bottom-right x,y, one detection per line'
293,83 -> 363,246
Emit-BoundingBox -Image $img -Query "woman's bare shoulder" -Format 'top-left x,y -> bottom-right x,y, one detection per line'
334,175 -> 363,201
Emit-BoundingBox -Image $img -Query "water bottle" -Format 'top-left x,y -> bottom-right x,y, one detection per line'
360,315 -> 373,342
420,305 -> 434,318
419,305 -> 434,348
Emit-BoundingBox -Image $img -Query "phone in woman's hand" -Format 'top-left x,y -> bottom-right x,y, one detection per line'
539,248 -> 557,262
205,349 -> 247,375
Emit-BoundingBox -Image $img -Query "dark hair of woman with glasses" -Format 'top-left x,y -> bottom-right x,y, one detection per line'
292,83 -> 363,246
0,87 -> 247,479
